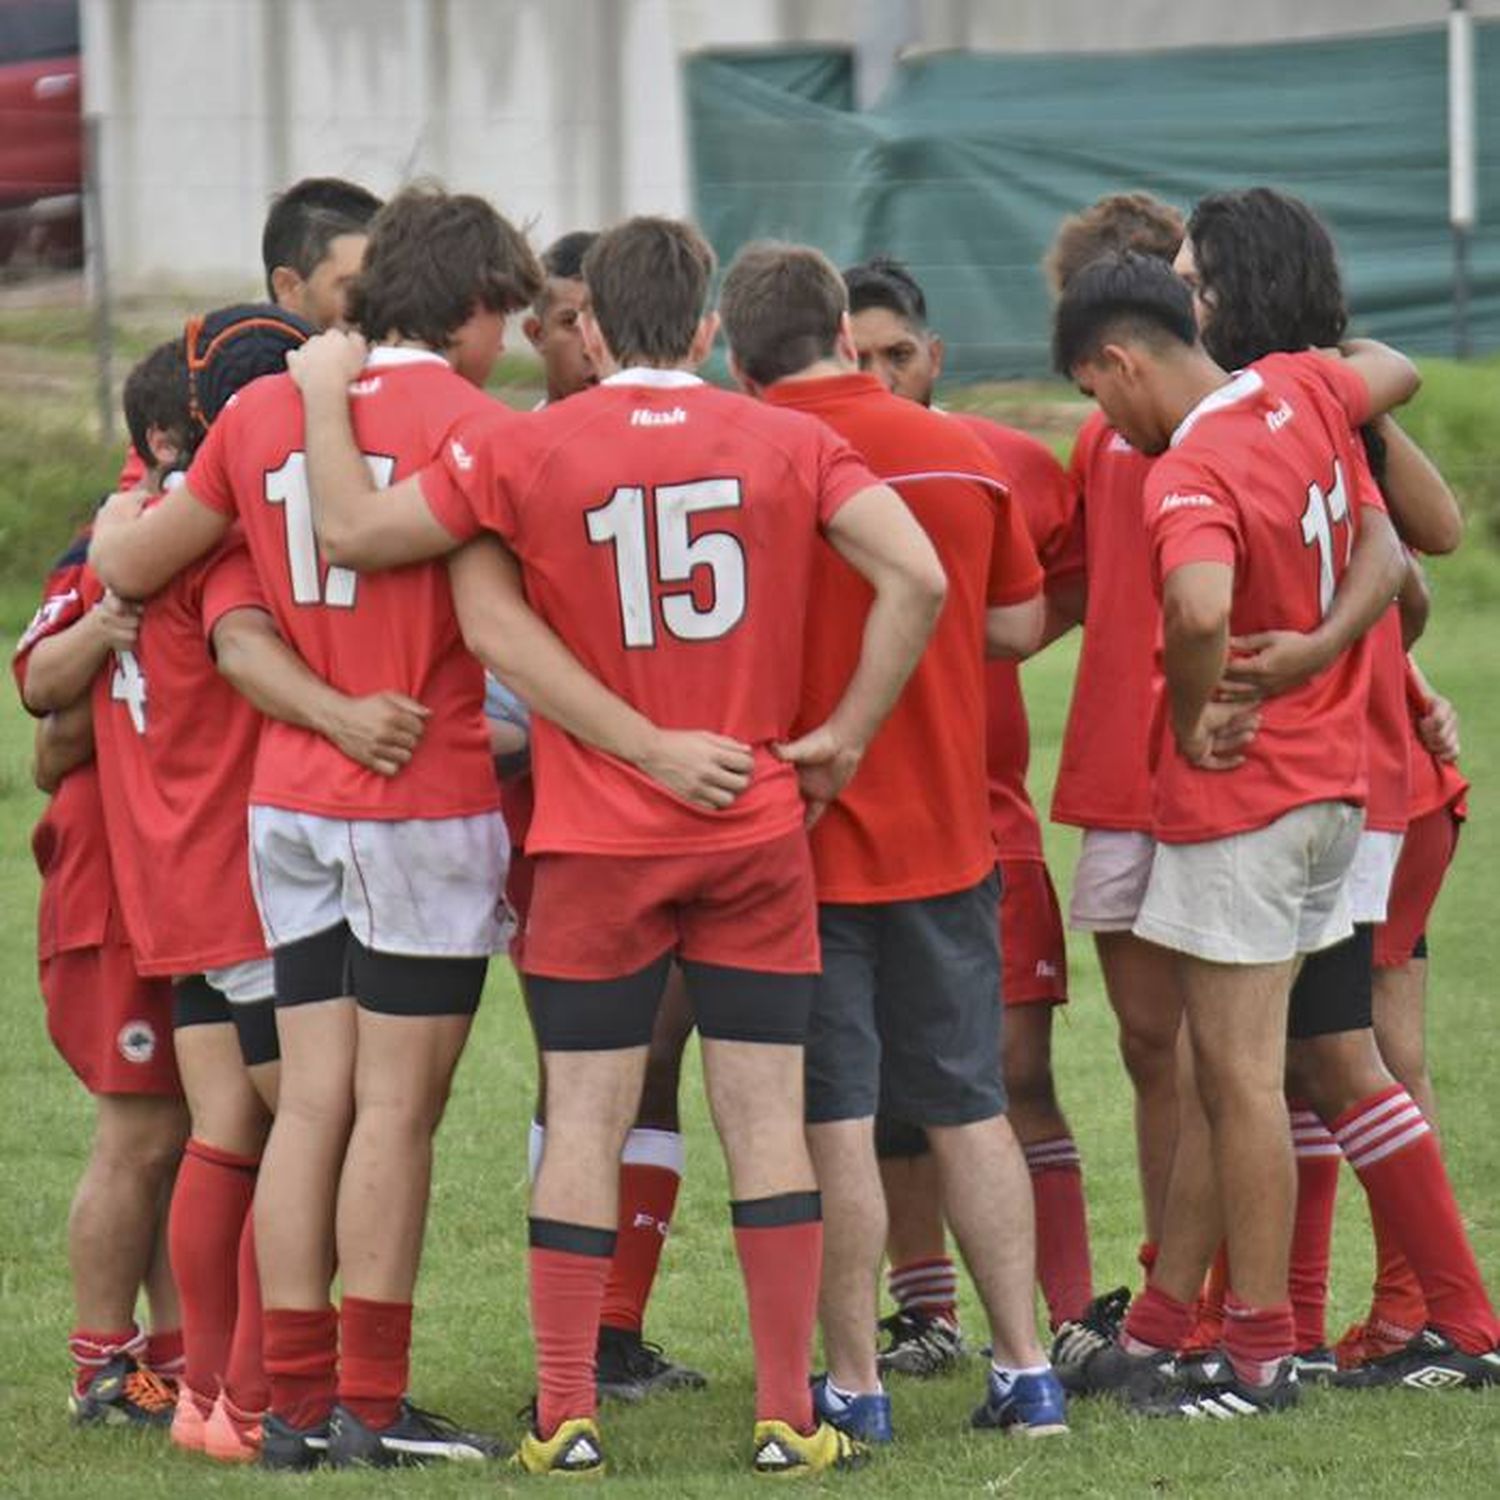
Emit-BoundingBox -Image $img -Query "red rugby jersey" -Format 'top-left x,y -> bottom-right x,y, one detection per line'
953,412 -> 1076,862
13,538 -> 113,957
419,369 -> 877,856
1144,353 -> 1377,844
1364,606 -> 1411,835
185,349 -> 500,821
1050,410 -> 1159,833
90,530 -> 268,976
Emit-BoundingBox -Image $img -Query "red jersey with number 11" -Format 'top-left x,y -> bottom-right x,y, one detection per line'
419,370 -> 878,856
185,349 -> 501,822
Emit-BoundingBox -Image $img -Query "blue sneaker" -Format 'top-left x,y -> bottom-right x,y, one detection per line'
971,1368 -> 1069,1437
810,1374 -> 894,1444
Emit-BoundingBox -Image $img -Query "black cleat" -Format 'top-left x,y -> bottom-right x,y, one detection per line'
68,1354 -> 176,1427
876,1308 -> 967,1378
328,1399 -> 510,1467
595,1326 -> 707,1402
1058,1336 -> 1174,1401
1331,1327 -> 1500,1391
1174,1349 -> 1229,1390
1292,1345 -> 1339,1383
260,1412 -> 330,1470
1137,1357 -> 1300,1418
1049,1287 -> 1131,1387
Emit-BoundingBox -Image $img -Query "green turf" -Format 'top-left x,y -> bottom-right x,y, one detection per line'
1,569 -> 1495,1497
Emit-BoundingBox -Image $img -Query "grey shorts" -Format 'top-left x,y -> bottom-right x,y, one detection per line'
805,871 -> 1006,1128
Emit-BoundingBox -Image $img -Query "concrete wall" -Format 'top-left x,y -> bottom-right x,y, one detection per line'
82,0 -> 1495,292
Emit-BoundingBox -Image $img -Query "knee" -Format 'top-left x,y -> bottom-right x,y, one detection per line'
1118,1023 -> 1178,1090
95,1100 -> 188,1181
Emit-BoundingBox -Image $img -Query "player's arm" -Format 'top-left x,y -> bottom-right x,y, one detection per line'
1396,553 -> 1430,649
986,595 -> 1045,660
1040,574 -> 1087,647
1369,416 -> 1463,556
1407,657 -> 1461,764
448,537 -> 754,810
1331,338 -> 1421,419
211,606 -> 430,778
290,330 -> 461,570
87,487 -> 230,600
1222,505 -> 1405,699
20,594 -> 138,714
777,483 -> 947,819
1162,561 -> 1246,770
33,699 -> 95,794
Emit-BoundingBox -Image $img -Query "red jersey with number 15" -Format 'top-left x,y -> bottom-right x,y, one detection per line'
185,348 -> 500,822
419,369 -> 879,856
1145,353 -> 1379,844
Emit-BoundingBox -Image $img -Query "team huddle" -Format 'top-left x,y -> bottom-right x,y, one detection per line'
14,175 -> 1497,1478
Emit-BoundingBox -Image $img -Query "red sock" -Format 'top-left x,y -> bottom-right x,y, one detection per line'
168,1139 -> 259,1399
1367,1199 -> 1427,1344
599,1133 -> 682,1335
69,1326 -> 142,1395
1121,1282 -> 1195,1356
224,1212 -> 268,1412
1290,1104 -> 1341,1351
531,1220 -> 615,1437
263,1306 -> 338,1429
338,1297 -> 412,1430
1334,1086 -> 1500,1354
733,1193 -> 821,1432
1184,1244 -> 1228,1353
1024,1136 -> 1094,1328
887,1256 -> 958,1324
144,1327 -> 185,1383
1223,1292 -> 1294,1386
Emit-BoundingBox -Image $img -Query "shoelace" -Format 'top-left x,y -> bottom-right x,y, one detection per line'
122,1367 -> 176,1414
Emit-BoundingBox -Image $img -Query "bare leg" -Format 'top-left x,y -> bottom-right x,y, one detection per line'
1003,1005 -> 1071,1144
1149,1031 -> 1224,1305
1372,959 -> 1437,1127
879,1151 -> 945,1269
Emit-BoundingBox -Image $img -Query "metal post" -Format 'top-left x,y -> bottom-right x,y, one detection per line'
83,112 -> 113,443
1449,0 -> 1475,359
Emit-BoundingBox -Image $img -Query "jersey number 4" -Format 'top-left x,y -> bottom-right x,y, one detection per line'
265,452 -> 397,607
1300,460 -> 1350,618
585,479 -> 746,648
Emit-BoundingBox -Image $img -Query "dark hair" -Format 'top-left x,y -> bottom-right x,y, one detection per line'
534,229 -> 600,314
1045,192 -> 1185,296
123,338 -> 189,467
842,255 -> 927,326
583,217 -> 715,367
1052,251 -> 1198,375
1187,188 -> 1347,368
184,302 -> 313,442
261,177 -> 382,297
720,240 -> 847,386
348,186 -> 543,349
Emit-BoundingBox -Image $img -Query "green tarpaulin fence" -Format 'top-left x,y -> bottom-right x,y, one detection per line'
686,25 -> 1500,378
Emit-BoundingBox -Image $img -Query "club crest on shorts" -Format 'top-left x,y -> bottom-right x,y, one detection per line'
117,1020 -> 157,1064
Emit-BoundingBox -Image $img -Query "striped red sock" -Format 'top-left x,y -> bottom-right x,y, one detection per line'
1289,1103 -> 1341,1351
531,1220 -> 615,1437
599,1132 -> 683,1336
69,1326 -> 142,1395
733,1192 -> 821,1432
263,1305 -> 338,1429
338,1297 -> 412,1430
1025,1135 -> 1094,1328
1223,1293 -> 1294,1386
887,1255 -> 958,1324
1334,1086 -> 1499,1354
144,1327 -> 185,1383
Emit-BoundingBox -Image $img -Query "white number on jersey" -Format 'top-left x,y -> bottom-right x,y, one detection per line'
1300,460 -> 1351,618
265,452 -> 397,607
585,479 -> 746,648
111,648 -> 147,734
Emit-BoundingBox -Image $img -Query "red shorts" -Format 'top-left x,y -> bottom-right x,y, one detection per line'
1374,805 -> 1461,969
40,942 -> 181,1097
999,857 -> 1068,1006
522,829 -> 819,981
501,775 -> 537,967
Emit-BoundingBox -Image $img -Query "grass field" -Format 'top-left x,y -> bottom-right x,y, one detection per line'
2,552 -> 1497,1496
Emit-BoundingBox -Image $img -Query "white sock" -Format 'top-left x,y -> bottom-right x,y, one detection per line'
989,1361 -> 1051,1394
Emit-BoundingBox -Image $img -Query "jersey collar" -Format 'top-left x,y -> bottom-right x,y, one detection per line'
1170,368 -> 1264,448
602,367 -> 703,388
363,346 -> 450,371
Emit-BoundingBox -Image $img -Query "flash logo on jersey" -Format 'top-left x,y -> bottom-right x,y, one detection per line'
449,438 -> 475,471
1159,491 -> 1216,513
630,407 -> 687,427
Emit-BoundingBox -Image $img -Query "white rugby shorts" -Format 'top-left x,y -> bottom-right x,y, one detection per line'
1069,829 -> 1156,932
1343,828 -> 1405,926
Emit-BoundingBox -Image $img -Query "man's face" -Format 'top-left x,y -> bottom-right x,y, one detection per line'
527,277 -> 596,402
281,232 -> 369,331
1073,349 -> 1168,456
1172,238 -> 1214,338
849,305 -> 941,405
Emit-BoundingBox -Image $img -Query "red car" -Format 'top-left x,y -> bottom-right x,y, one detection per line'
0,0 -> 81,265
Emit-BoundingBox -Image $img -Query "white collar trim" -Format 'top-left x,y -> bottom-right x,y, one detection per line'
1170,369 -> 1263,448
363,346 -> 449,371
602,367 -> 703,389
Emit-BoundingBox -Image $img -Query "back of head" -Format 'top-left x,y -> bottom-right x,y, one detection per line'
719,240 -> 846,387
123,338 -> 190,468
348,184 -> 543,350
1046,192 -> 1185,296
1052,251 -> 1198,376
843,255 -> 927,327
261,176 -> 382,298
583,217 -> 715,368
1186,188 -> 1346,368
541,229 -> 598,285
184,302 -> 314,444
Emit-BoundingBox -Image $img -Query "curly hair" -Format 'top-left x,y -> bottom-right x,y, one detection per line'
1045,193 -> 1185,296
1186,188 -> 1347,368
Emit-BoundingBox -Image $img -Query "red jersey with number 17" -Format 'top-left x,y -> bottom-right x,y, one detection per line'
418,369 -> 879,857
185,349 -> 501,822
1145,353 -> 1379,844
